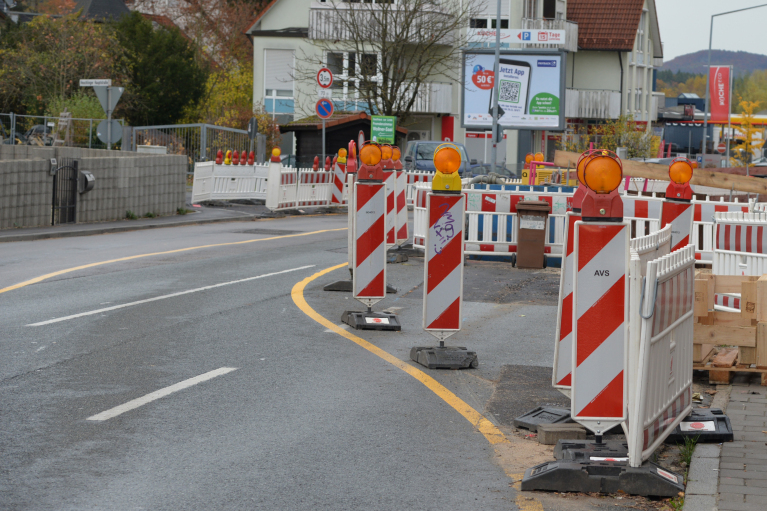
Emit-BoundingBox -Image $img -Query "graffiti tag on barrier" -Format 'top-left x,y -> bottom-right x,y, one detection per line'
432,203 -> 456,254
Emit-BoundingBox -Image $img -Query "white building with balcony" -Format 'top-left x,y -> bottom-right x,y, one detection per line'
245,0 -> 662,166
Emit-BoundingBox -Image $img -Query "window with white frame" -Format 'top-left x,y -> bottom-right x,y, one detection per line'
264,49 -> 295,120
325,51 -> 380,104
470,17 -> 509,28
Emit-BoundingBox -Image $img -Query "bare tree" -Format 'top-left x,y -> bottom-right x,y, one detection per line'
297,0 -> 481,124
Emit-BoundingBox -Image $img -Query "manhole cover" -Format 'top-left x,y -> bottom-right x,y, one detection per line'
238,229 -> 304,235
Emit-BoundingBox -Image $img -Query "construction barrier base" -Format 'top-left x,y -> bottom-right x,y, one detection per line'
409,346 -> 478,370
554,439 -> 628,461
664,408 -> 734,444
341,310 -> 402,331
521,459 -> 684,497
513,406 -> 572,432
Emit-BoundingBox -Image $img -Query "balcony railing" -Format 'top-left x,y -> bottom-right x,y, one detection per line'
565,89 -> 621,120
328,82 -> 452,115
308,3 -> 453,45
521,18 -> 578,53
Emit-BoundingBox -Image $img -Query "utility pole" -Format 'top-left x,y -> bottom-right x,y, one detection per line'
490,0 -> 502,173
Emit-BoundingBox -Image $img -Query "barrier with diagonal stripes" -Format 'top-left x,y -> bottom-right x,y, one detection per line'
395,168 -> 408,245
383,169 -> 396,247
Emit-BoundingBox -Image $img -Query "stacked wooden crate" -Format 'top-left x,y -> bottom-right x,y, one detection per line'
693,272 -> 767,385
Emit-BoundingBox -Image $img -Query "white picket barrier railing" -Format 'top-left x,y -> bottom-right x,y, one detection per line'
296,171 -> 334,207
628,245 -> 696,467
412,183 -> 753,262
192,162 -> 269,203
629,224 -> 672,277
713,211 -> 767,276
406,171 -> 433,206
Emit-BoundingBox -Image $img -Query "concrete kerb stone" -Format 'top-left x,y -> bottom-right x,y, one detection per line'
682,384 -> 733,511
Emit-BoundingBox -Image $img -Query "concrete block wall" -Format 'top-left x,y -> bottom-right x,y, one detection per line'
0,159 -> 53,229
0,145 -> 186,229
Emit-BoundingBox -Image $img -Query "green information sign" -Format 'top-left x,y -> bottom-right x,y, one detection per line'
371,115 -> 396,144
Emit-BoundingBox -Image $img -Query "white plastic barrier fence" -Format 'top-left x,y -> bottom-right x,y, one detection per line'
629,245 -> 695,467
713,211 -> 767,275
296,171 -> 333,207
192,161 -> 269,203
629,224 -> 672,277
412,183 -> 752,261
406,171 -> 433,206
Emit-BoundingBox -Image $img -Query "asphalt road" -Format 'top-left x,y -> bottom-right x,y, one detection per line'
0,215 -> 525,510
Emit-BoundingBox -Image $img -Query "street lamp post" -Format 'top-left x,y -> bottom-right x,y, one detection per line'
702,3 -> 767,156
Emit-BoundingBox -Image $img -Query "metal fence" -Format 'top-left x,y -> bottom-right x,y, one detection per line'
1,112 -> 124,149
131,124 -> 251,168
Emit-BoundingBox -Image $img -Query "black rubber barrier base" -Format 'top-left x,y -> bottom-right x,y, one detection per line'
664,408 -> 734,444
554,439 -> 629,461
341,310 -> 401,331
521,459 -> 684,497
409,346 -> 478,369
324,281 -> 397,293
514,406 -> 572,431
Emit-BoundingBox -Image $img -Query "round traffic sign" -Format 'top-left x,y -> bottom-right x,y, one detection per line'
317,68 -> 333,89
316,99 -> 334,119
717,142 -> 726,154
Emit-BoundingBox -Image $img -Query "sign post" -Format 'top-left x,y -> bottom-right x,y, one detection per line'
316,68 -> 334,166
316,98 -> 334,168
80,79 -> 123,150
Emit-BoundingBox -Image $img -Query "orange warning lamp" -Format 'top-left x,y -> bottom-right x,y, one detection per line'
666,157 -> 694,201
347,140 -> 358,174
572,149 -> 597,211
432,143 -> 462,192
358,141 -> 383,180
392,146 -> 403,170
380,144 -> 394,169
338,148 -> 348,164
270,147 -> 281,163
580,150 -> 624,221
525,153 -> 534,165
534,152 -> 544,162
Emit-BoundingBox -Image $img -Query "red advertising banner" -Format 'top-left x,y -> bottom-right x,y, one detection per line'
709,66 -> 731,123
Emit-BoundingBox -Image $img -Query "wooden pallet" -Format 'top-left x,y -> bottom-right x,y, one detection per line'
694,272 -> 767,386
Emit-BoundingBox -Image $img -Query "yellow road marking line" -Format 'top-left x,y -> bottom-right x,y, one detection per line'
0,228 -> 347,296
290,263 -> 508,445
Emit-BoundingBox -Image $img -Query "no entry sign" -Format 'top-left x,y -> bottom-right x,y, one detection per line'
316,99 -> 334,119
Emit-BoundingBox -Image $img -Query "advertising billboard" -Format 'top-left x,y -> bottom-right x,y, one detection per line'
462,50 -> 566,131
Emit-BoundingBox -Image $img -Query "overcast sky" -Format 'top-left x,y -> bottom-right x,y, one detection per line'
656,0 -> 767,61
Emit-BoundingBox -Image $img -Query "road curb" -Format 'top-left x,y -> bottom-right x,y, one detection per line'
0,214 -> 265,243
682,384 -> 732,511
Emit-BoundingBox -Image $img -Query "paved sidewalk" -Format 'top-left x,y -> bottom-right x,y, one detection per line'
717,378 -> 767,510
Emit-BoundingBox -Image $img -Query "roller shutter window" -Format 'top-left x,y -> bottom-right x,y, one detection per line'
264,49 -> 294,97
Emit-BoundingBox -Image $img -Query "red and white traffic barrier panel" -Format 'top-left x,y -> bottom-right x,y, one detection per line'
331,156 -> 347,205
383,169 -> 397,247
660,201 -> 694,252
714,293 -> 741,310
552,212 -> 580,393
395,169 -> 408,245
713,212 -> 767,275
341,142 -> 400,330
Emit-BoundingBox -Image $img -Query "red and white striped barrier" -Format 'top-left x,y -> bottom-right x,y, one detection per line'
552,212 -> 580,393
296,171 -> 332,207
715,293 -> 741,310
629,223 -> 672,276
383,170 -> 396,247
660,201 -> 694,253
423,192 -> 465,336
353,181 -> 387,304
629,245 -> 695,467
406,172 -> 434,205
331,159 -> 347,205
395,169 -> 408,245
713,212 -> 767,275
571,221 -> 630,435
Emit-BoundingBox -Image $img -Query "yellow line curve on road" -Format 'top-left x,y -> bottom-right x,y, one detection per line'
291,263 -> 508,445
0,228 -> 347,295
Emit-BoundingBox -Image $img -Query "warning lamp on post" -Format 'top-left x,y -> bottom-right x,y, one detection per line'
337,148 -> 348,164
380,144 -> 394,169
665,157 -> 694,201
224,150 -> 232,165
572,149 -> 598,211
432,144 -> 462,192
270,147 -> 281,163
580,150 -> 624,221
358,142 -> 383,180
347,141 -> 357,174
392,146 -> 402,170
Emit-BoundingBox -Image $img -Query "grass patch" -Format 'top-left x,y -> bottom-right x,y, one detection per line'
678,434 -> 699,468
144,212 -> 158,218
177,207 -> 194,215
125,210 -> 138,220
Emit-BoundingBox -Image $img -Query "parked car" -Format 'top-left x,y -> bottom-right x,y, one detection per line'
403,140 -> 480,176
470,163 -> 519,180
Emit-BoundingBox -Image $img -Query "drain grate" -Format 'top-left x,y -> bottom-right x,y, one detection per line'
237,229 -> 304,235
